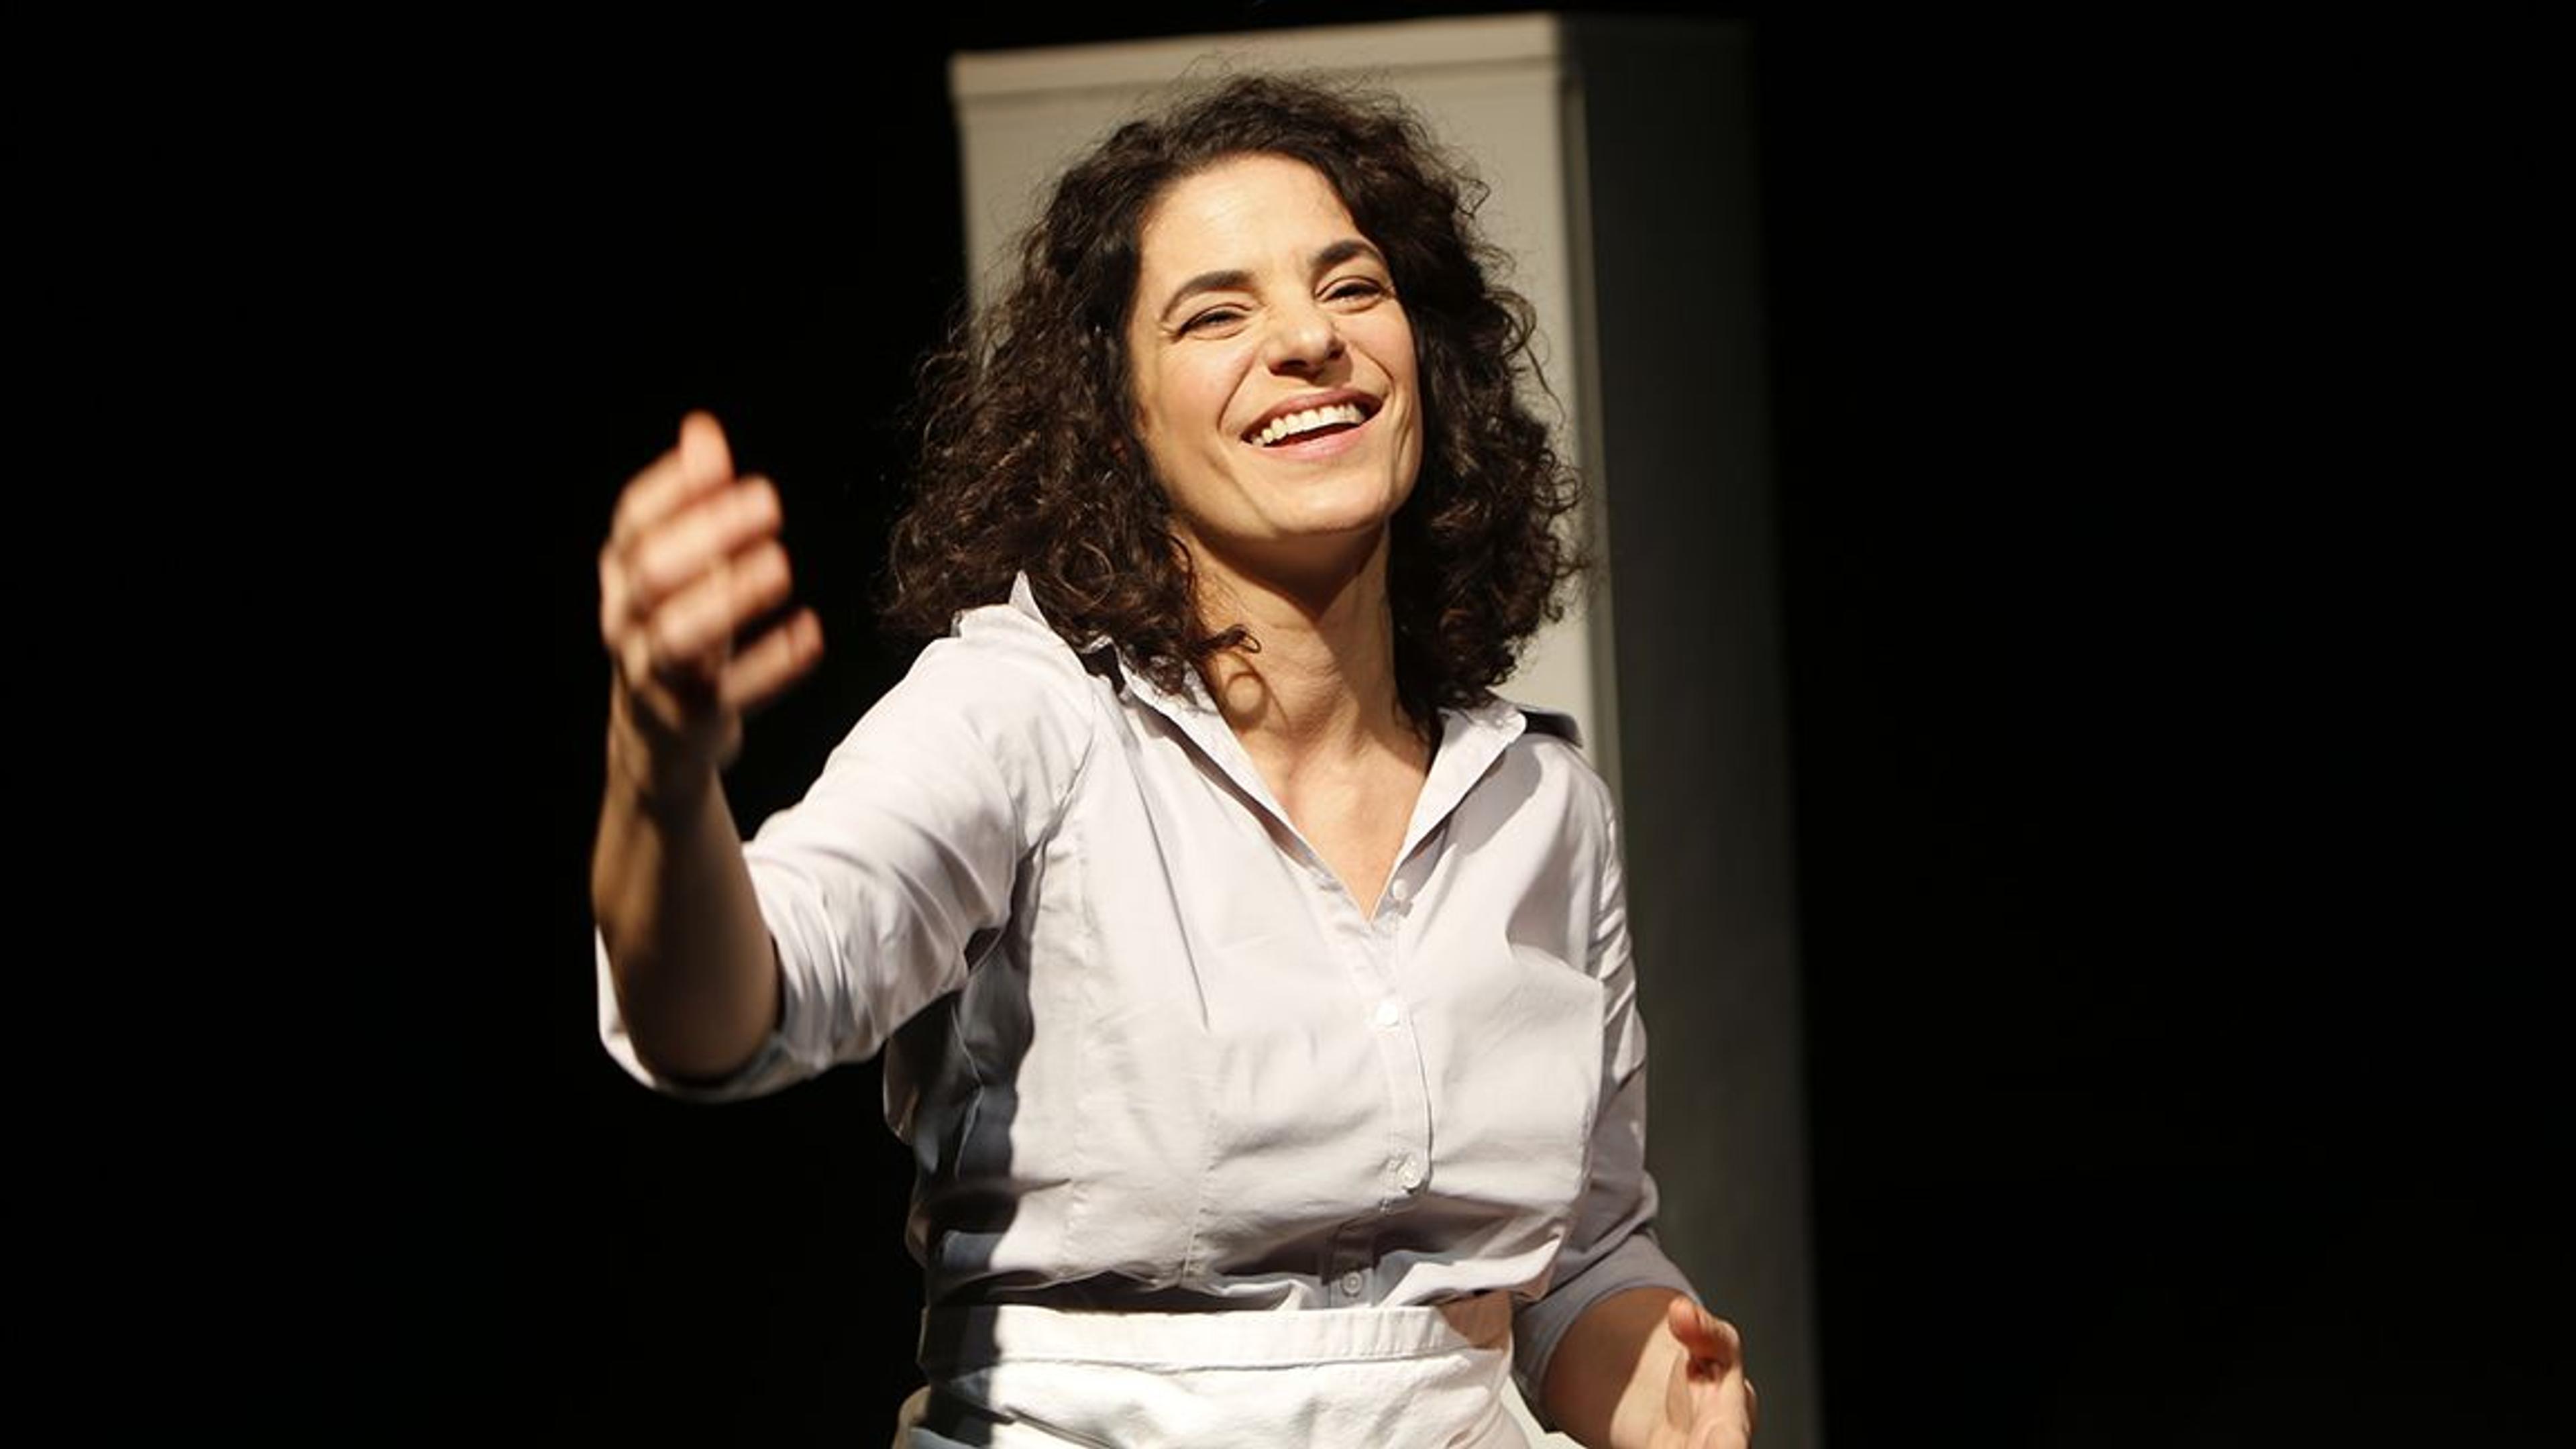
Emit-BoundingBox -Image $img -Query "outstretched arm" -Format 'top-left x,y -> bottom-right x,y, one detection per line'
592,411 -> 822,1081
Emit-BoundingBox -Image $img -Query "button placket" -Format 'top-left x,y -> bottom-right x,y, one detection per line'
1364,922 -> 1433,1214
1373,873 -> 1412,934
1324,1221 -> 1375,1303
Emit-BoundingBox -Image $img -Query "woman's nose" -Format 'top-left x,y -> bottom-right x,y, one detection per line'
1262,303 -> 1344,372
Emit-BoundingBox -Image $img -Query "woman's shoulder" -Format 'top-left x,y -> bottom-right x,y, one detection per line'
1452,693 -> 1619,840
767,576 -> 1110,857
904,574 -> 1110,714
814,574 -> 1108,794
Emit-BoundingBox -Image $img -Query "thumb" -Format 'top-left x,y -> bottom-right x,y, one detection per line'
678,409 -> 736,489
1664,1298 -> 1741,1366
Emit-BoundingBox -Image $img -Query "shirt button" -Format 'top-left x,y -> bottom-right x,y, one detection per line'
1338,1269 -> 1366,1297
1373,998 -> 1403,1029
1389,876 -> 1414,905
1396,1155 -> 1424,1191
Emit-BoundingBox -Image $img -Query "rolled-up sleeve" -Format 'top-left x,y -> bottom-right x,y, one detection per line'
1511,805 -> 1700,1407
596,583 -> 1097,1100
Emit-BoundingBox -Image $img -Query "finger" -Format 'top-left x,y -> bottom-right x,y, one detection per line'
637,537 -> 798,686
609,410 -> 737,548
616,476 -> 785,625
719,608 -> 825,714
1665,1299 -> 1744,1368
600,544 -> 635,645
602,484 -> 735,647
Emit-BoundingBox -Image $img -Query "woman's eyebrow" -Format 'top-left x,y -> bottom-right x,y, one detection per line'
1152,239 -> 1389,325
1310,237 -> 1385,274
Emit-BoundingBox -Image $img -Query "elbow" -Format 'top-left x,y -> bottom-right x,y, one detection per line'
602,932 -> 786,1085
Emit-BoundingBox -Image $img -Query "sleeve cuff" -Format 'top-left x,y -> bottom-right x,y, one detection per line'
594,928 -> 814,1102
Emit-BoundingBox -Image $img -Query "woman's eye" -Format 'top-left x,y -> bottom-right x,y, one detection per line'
1181,306 -> 1248,335
1326,278 -> 1388,305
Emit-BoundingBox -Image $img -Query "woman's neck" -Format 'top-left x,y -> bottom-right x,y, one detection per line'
1187,532 -> 1420,765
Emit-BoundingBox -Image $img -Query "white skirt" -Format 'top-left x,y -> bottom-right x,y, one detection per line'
897,1293 -> 1534,1448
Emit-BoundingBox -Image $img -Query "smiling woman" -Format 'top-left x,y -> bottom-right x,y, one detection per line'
589,72 -> 1756,1448
887,74 -> 1578,733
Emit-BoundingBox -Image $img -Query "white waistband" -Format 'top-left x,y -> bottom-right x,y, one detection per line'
919,1293 -> 1515,1375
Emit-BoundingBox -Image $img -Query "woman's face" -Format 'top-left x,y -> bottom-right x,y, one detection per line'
1124,154 -> 1422,588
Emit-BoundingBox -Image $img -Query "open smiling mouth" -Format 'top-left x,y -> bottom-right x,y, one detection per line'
1246,399 -> 1377,448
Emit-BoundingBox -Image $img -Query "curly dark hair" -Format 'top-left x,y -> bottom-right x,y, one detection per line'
884,72 -> 1582,727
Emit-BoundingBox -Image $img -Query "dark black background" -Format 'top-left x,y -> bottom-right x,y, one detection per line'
39,3 -> 2553,1442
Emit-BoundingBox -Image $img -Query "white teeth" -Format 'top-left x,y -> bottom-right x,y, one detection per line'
1252,402 -> 1366,447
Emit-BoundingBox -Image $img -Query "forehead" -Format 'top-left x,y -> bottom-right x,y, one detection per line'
1134,154 -> 1366,278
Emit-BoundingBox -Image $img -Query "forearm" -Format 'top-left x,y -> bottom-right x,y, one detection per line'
1540,1286 -> 1688,1449
590,690 -> 780,1082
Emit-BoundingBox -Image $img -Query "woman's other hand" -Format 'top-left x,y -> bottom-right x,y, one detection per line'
1544,1288 -> 1756,1449
1652,1297 -> 1756,1449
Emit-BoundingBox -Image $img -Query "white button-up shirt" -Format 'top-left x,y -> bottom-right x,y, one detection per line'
598,577 -> 1694,1397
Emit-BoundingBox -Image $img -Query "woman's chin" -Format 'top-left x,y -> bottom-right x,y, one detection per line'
1191,523 -> 1395,597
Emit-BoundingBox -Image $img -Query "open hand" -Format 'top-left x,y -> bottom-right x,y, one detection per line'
597,411 -> 822,787
1651,1297 -> 1756,1449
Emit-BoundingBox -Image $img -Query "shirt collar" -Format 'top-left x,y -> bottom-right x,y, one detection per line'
1003,572 -> 1542,867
